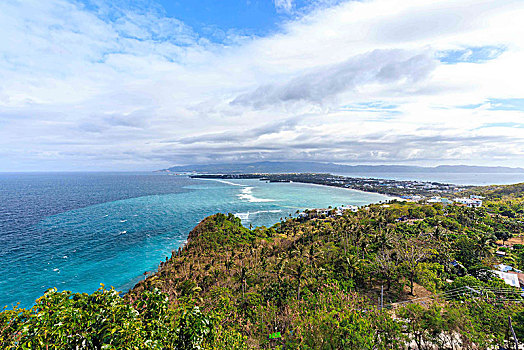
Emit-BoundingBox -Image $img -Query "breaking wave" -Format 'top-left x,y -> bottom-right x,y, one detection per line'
234,210 -> 282,221
237,187 -> 275,203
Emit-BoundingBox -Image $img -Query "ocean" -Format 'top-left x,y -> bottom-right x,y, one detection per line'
0,172 -> 390,308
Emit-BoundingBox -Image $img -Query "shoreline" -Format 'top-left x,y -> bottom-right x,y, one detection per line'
190,172 -> 453,198
194,176 -> 399,204
125,177 -> 396,295
278,180 -> 401,202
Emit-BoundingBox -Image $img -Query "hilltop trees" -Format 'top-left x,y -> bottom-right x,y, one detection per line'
374,249 -> 398,291
396,235 -> 432,295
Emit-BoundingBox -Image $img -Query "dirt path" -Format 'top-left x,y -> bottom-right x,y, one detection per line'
496,234 -> 524,246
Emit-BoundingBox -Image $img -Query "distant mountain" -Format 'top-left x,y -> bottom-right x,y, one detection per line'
160,161 -> 524,174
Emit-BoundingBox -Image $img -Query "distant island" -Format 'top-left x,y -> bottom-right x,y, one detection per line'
159,161 -> 524,175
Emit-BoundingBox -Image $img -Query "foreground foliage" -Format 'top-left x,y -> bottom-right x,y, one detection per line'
0,286 -> 247,349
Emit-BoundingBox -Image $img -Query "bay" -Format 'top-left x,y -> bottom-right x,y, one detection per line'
0,173 -> 389,307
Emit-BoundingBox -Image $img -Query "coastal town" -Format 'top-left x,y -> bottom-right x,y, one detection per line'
191,172 -> 473,201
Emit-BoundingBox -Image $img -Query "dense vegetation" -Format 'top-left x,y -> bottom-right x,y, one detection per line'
2,183 -> 524,349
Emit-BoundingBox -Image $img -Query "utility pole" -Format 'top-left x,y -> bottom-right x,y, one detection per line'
380,285 -> 384,310
509,316 -> 519,350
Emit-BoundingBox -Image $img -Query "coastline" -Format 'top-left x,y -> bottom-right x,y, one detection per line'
2,173 -> 399,308
125,177 -> 395,294
194,176 -> 397,205
280,180 -> 401,202
189,172 -> 461,198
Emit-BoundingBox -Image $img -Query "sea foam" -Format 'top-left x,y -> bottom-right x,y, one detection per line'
237,187 -> 275,203
234,209 -> 282,221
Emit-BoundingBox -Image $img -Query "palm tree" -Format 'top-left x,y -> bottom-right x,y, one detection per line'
275,255 -> 288,283
212,269 -> 221,284
225,260 -> 234,276
344,253 -> 361,280
178,280 -> 202,301
239,267 -> 247,298
473,231 -> 495,258
374,226 -> 394,251
291,261 -> 306,300
307,245 -> 316,266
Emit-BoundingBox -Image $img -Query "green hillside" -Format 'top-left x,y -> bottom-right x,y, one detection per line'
3,184 -> 524,349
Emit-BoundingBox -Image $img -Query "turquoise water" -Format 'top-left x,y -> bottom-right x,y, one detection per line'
0,174 -> 389,308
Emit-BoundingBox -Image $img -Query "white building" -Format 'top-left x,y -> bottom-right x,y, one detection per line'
401,195 -> 423,202
492,270 -> 520,288
470,195 -> 485,199
339,205 -> 358,213
454,197 -> 482,208
427,196 -> 453,205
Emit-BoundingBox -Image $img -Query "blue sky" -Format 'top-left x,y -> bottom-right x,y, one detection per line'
80,0 -> 325,39
438,46 -> 506,64
0,0 -> 523,171
158,0 -> 294,37
160,0 -> 283,37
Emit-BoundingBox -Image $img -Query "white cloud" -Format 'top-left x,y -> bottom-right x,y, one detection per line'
231,49 -> 436,108
0,0 -> 524,171
274,0 -> 293,13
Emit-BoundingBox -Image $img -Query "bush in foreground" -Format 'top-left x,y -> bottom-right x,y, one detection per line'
0,286 -> 246,350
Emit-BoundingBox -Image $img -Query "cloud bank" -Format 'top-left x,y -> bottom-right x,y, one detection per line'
232,49 -> 436,108
0,0 -> 523,171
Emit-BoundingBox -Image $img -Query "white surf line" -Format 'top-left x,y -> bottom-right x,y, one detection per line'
234,209 -> 283,221
237,186 -> 275,203
204,176 -> 395,203
287,181 -> 398,202
195,178 -> 247,187
196,177 -> 276,202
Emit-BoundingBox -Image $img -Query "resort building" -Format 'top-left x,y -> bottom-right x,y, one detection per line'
426,196 -> 453,205
453,197 -> 483,208
492,270 -> 521,288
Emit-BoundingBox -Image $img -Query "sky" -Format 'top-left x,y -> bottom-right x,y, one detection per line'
0,0 -> 524,171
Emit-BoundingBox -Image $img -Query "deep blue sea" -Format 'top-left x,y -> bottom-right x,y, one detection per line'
0,172 -> 391,308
